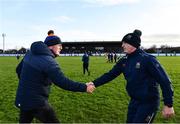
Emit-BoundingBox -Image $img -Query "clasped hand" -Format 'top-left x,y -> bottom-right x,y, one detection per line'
86,82 -> 95,93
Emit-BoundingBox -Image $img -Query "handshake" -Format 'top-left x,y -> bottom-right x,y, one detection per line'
86,82 -> 96,93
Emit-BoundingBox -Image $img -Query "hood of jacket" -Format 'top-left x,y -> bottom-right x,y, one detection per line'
30,41 -> 55,57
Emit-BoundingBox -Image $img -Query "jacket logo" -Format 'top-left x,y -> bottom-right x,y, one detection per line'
135,62 -> 141,69
127,35 -> 132,40
156,63 -> 160,67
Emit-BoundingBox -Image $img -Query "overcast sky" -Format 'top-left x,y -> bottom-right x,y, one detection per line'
0,0 -> 180,49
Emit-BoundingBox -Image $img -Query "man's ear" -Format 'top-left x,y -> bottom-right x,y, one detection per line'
48,46 -> 53,49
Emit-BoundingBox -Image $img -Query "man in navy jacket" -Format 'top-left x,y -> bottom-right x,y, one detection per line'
82,52 -> 90,75
87,30 -> 175,123
15,35 -> 95,123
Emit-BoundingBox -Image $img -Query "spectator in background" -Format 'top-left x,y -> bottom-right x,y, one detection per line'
105,53 -> 108,63
47,30 -> 54,36
82,52 -> 90,76
16,55 -> 20,61
107,53 -> 111,63
114,53 -> 117,63
110,53 -> 113,63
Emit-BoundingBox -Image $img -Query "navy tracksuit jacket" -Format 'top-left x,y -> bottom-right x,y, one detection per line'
15,41 -> 87,110
82,54 -> 89,64
82,54 -> 89,74
93,49 -> 173,122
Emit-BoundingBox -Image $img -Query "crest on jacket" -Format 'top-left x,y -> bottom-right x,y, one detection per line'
135,62 -> 141,69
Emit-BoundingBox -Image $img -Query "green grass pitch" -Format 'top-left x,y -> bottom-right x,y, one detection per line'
0,56 -> 179,123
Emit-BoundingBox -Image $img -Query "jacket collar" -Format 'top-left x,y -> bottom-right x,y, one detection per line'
127,48 -> 142,57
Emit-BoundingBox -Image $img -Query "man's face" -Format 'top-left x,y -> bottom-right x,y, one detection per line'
51,44 -> 62,56
48,33 -> 54,36
122,42 -> 136,54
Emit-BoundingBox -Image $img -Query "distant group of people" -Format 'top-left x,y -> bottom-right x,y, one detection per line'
15,29 -> 175,123
106,53 -> 118,63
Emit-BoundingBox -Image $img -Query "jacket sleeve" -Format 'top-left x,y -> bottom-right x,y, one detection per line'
16,59 -> 24,79
93,59 -> 123,87
146,56 -> 174,106
44,58 -> 87,92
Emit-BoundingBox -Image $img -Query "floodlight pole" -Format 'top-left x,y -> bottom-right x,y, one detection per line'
2,33 -> 6,53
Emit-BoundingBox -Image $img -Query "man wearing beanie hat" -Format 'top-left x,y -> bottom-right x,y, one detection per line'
121,29 -> 141,49
15,34 -> 95,123
86,29 -> 175,123
44,35 -> 62,57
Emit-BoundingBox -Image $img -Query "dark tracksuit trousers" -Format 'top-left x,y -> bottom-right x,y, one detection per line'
83,62 -> 89,75
19,103 -> 59,123
126,99 -> 159,123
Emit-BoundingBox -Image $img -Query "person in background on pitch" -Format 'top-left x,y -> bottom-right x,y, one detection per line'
87,29 -> 175,123
15,35 -> 95,123
47,30 -> 54,36
114,53 -> 117,63
16,54 -> 20,61
82,52 -> 90,76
